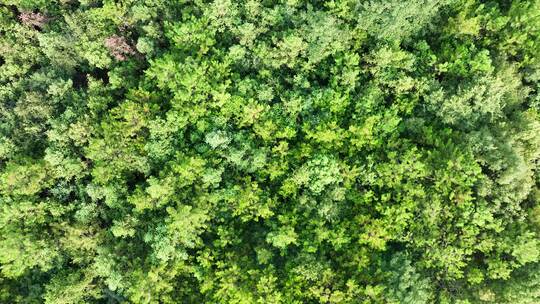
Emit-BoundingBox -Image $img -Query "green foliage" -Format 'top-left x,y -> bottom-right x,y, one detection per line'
0,0 -> 539,303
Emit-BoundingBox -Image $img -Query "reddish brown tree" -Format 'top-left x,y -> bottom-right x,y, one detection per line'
104,35 -> 136,61
19,11 -> 48,28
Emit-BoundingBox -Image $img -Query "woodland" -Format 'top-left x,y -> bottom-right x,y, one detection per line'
0,0 -> 539,303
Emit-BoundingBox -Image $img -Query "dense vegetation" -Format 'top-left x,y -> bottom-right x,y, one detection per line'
0,0 -> 539,303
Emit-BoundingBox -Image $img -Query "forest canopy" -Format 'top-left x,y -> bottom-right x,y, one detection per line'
0,0 -> 539,303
